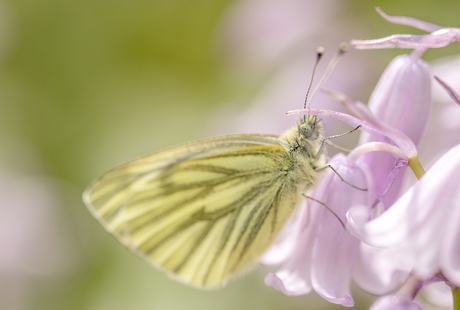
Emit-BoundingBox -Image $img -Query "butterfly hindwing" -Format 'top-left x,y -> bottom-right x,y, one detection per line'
84,135 -> 300,287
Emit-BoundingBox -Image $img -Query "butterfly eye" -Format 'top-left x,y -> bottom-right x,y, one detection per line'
299,123 -> 314,139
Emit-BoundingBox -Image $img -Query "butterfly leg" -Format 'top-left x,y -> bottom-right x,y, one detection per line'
315,164 -> 367,191
301,193 -> 345,229
324,140 -> 352,153
315,125 -> 361,160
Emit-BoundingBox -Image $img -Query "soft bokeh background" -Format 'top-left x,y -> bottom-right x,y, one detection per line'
1,1 -> 459,309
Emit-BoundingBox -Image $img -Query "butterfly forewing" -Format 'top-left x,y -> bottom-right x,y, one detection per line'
84,135 -> 300,287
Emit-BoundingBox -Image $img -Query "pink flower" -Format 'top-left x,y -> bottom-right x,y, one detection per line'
356,54 -> 431,209
262,8 -> 460,309
351,8 -> 440,209
348,143 -> 460,287
265,153 -> 372,307
351,7 -> 460,51
0,173 -> 79,309
267,104 -> 420,305
266,9 -> 460,307
348,9 -> 460,308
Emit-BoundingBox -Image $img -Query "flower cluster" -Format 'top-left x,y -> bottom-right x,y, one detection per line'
262,8 -> 460,309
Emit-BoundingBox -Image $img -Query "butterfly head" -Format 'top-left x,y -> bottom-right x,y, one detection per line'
298,115 -> 322,141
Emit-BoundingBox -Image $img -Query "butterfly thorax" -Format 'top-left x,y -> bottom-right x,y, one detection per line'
279,115 -> 326,185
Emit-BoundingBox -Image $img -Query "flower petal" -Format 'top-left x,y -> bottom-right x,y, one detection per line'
348,143 -> 460,281
422,282 -> 453,308
264,204 -> 320,296
287,108 -> 416,156
369,295 -> 424,310
309,154 -> 371,307
361,55 -> 431,147
435,76 -> 460,106
260,206 -> 304,265
358,54 -> 431,208
351,29 -> 460,49
353,242 -> 409,295
375,7 -> 442,32
440,194 -> 460,286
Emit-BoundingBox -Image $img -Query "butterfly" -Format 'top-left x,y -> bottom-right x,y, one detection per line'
83,113 -> 326,288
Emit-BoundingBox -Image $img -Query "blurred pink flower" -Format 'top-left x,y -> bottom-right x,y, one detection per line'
212,0 -> 372,140
217,0 -> 340,69
0,174 -> 78,310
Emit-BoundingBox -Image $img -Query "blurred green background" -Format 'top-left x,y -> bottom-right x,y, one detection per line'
1,0 -> 459,309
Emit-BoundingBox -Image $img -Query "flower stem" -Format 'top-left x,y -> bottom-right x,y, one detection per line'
408,156 -> 425,179
452,287 -> 460,310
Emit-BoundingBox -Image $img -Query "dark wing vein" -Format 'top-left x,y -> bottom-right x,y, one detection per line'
233,182 -> 284,270
141,172 -> 283,256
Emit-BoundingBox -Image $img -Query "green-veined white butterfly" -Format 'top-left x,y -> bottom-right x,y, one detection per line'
83,114 -> 326,288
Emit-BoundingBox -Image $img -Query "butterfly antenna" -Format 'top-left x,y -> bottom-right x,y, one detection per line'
304,47 -> 324,110
305,42 -> 348,110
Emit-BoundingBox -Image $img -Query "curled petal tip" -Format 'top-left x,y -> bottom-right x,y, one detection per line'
264,273 -> 285,291
265,272 -> 312,296
374,7 -> 443,32
317,293 -> 355,307
352,11 -> 459,51
435,76 -> 460,106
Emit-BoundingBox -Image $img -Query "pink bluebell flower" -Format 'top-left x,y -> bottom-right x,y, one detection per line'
350,8 -> 442,209
351,7 -> 460,51
348,143 -> 460,287
265,153 -> 372,307
265,8 -> 460,308
264,8 -> 460,309
265,105 -> 419,305
346,9 -> 460,309
356,54 -> 431,209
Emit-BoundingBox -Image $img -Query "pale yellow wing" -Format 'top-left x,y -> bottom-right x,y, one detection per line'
83,135 -> 300,288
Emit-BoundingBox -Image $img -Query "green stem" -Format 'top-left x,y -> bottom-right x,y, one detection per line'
408,156 -> 425,180
453,287 -> 460,310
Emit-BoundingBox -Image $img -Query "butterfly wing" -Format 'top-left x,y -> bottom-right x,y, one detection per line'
83,135 -> 300,288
